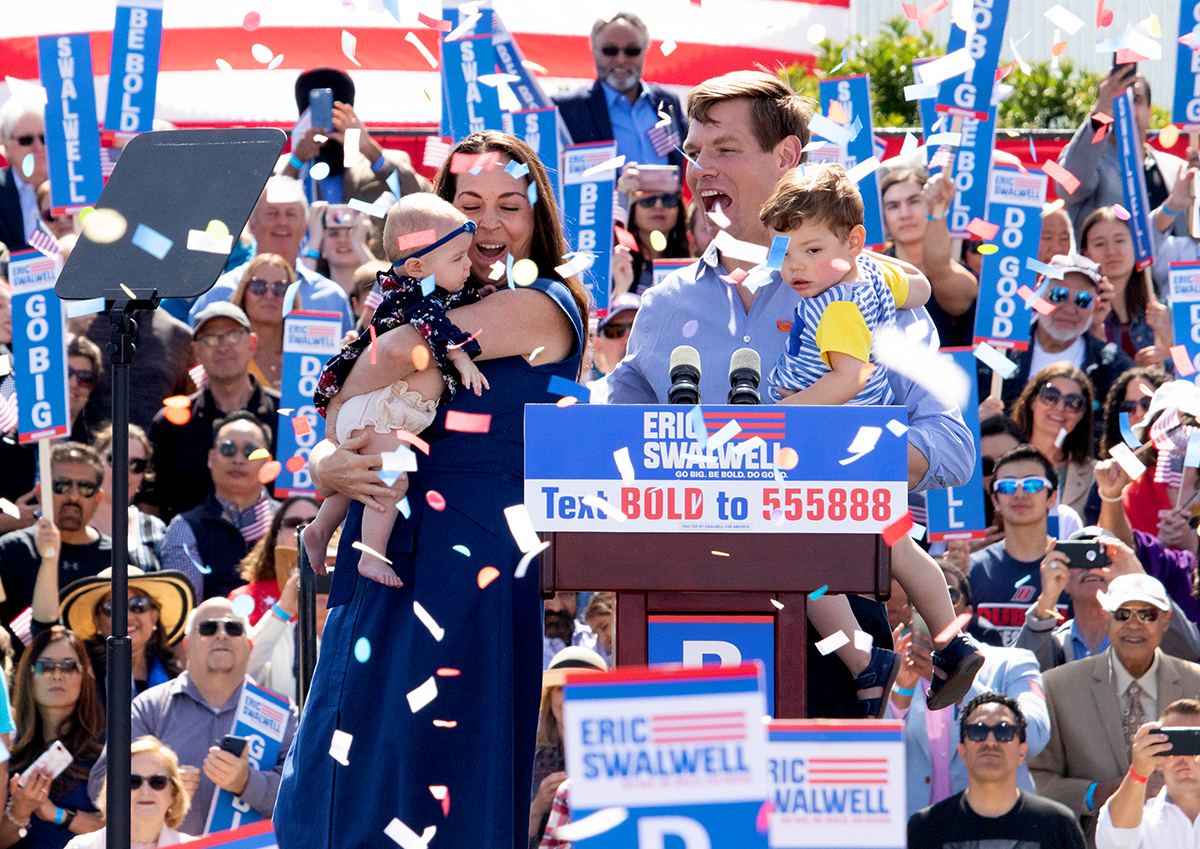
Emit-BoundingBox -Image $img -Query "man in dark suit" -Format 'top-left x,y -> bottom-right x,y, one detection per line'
0,98 -> 48,252
551,12 -> 687,170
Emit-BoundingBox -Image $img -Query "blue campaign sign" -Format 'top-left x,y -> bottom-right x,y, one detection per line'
441,2 -> 493,138
275,311 -> 342,498
768,720 -> 905,849
973,167 -> 1047,350
38,34 -> 104,212
563,664 -> 769,849
819,76 -> 884,245
1170,261 -> 1200,377
562,142 -> 617,314
507,106 -> 562,209
1173,0 -> 1200,129
440,33 -> 504,142
9,250 -> 69,444
205,682 -> 291,833
945,107 -> 997,239
524,404 -> 908,534
933,0 -> 1011,121
648,615 -> 776,715
104,0 -> 163,135
926,349 -> 986,540
179,821 -> 276,848
1113,88 -> 1154,271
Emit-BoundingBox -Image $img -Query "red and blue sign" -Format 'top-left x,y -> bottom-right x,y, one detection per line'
506,106 -> 562,209
441,32 -> 504,142
275,311 -> 342,498
9,250 -> 68,444
1173,0 -> 1200,129
562,141 -> 617,314
818,75 -> 884,246
933,0 -> 1011,121
164,821 -> 275,848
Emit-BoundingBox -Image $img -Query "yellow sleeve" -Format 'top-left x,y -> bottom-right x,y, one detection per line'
879,261 -> 909,308
814,301 -> 871,368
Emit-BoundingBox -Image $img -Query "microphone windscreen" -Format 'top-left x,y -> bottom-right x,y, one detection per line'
670,345 -> 702,375
729,347 -> 761,379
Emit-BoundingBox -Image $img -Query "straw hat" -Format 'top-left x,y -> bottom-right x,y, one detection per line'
542,646 -> 608,689
59,567 -> 196,645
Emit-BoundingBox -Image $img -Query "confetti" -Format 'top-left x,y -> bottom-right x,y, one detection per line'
846,157 -> 880,184
918,0 -> 949,29
512,258 -> 538,285
248,448 -> 271,461
547,375 -> 590,402
354,637 -> 371,662
581,495 -> 627,522
163,395 -> 190,409
444,411 -> 491,433
827,100 -> 850,125
840,426 -> 882,465
934,612 -> 973,645
165,407 -> 191,426
418,12 -> 451,31
1042,160 -> 1081,194
488,260 -> 506,281
886,419 -> 909,437
436,669 -> 460,678
1041,199 -> 1066,218
64,298 -> 105,318
581,155 -> 625,180
396,229 -> 437,252
477,567 -> 500,588
966,218 -> 1000,241
267,54 -> 284,70
777,447 -> 799,470
681,319 -> 699,338
977,244 -> 998,255
413,601 -> 445,641
1096,0 -> 1113,27
257,461 -> 282,484
405,32 -> 438,68
352,541 -> 393,565
830,257 -> 852,273
555,251 -> 594,278
776,319 -> 792,332
1119,412 -> 1142,450
285,455 -> 306,473
807,24 -> 827,44
770,598 -> 785,610
1172,345 -> 1197,376
446,12 -> 483,41
810,584 -> 829,600
711,550 -> 730,557
904,82 -> 939,101
514,540 -> 550,579
1113,204 -> 1130,221
1160,124 -> 1182,149
556,397 -> 578,408
1051,41 -> 1068,56
712,231 -> 768,264
425,490 -> 446,511
660,39 -> 677,56
916,47 -> 974,86
902,2 -> 918,19
709,420 -> 742,451
231,595 -> 256,619
613,447 -> 636,483
20,154 -> 33,179
995,60 -> 1018,83
250,43 -> 274,64
406,677 -> 438,713
0,500 -> 19,520
650,230 -> 668,252
882,512 -> 915,546
81,208 -> 127,243
429,785 -> 450,817
431,720 -> 457,728
329,730 -> 352,766
504,504 -> 542,553
1014,574 -> 1031,588
412,346 -> 430,371
1110,443 -> 1147,480
242,11 -> 261,30
451,545 -> 471,558
925,132 -> 962,147
1045,4 -> 1084,34
816,631 -> 849,655
1054,427 -> 1069,449
973,342 -> 1018,378
528,346 -> 545,362
384,817 -> 431,849
310,162 -> 331,181
554,808 -> 630,841
184,545 -> 211,574
707,205 -> 731,229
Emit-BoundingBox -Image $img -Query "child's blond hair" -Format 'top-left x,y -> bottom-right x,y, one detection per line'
759,163 -> 864,240
383,193 -> 470,265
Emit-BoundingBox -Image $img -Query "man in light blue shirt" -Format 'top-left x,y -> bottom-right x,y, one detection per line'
188,177 -> 354,334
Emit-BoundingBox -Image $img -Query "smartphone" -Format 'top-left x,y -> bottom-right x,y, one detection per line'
220,735 -> 248,758
1112,52 -> 1137,79
19,740 -> 72,786
314,570 -> 333,595
1159,727 -> 1200,756
638,164 -> 681,193
1054,540 -> 1110,570
309,87 -> 334,132
324,204 -> 356,228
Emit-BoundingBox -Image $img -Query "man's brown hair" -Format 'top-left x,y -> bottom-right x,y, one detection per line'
759,164 -> 864,239
687,71 -> 813,154
1161,698 -> 1200,721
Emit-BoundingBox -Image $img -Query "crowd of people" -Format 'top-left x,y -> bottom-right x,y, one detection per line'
0,9 -> 1199,849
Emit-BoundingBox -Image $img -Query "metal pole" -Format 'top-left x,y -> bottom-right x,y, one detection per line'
105,306 -> 134,849
295,526 -> 317,709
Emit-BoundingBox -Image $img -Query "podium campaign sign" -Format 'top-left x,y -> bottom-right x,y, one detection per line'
275,311 -> 341,497
768,720 -> 905,849
9,250 -> 69,443
562,664 -> 769,848
525,404 -> 907,533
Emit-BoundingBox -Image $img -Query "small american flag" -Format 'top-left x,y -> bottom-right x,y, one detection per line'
188,363 -> 208,393
0,387 -> 17,433
648,122 -> 681,159
929,145 -> 955,170
423,137 -> 452,170
9,608 -> 32,646
100,147 -> 120,180
240,498 -> 274,545
29,224 -> 61,259
364,285 -> 383,310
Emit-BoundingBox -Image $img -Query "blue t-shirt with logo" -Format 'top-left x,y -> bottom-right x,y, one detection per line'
968,541 -> 1070,646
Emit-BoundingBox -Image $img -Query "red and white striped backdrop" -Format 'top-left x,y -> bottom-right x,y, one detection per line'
1,0 -> 849,129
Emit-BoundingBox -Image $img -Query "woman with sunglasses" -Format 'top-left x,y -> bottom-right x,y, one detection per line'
612,166 -> 692,296
1080,206 -> 1174,369
64,737 -> 193,848
0,627 -> 103,849
64,336 -> 101,447
228,496 -> 319,625
1012,364 -> 1097,517
86,425 -> 163,572
229,254 -> 300,389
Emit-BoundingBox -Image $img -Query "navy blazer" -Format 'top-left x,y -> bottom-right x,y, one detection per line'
552,80 -> 688,171
0,168 -> 29,252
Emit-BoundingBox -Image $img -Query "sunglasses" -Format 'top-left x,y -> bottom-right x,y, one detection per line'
1119,397 -> 1153,415
106,454 -> 148,474
196,618 -> 245,638
1113,607 -> 1161,623
1037,384 -> 1086,414
635,193 -> 681,209
69,367 -> 96,387
32,659 -> 81,676
992,476 -> 1053,495
963,722 -> 1019,743
52,477 -> 99,498
100,596 -> 154,617
247,278 -> 290,297
130,774 -> 170,792
41,208 -> 59,223
947,586 -> 962,605
281,516 -> 311,529
1046,286 -> 1094,309
601,323 -> 633,340
195,328 -> 248,349
217,440 -> 263,459
11,133 -> 45,146
600,45 -> 643,57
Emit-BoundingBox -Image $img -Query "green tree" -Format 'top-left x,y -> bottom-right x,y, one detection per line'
995,60 -> 1101,129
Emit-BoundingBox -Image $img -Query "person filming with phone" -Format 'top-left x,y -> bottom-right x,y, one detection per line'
86,598 -> 299,837
1097,698 -> 1200,849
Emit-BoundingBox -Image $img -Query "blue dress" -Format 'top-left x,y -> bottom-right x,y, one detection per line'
274,278 -> 584,849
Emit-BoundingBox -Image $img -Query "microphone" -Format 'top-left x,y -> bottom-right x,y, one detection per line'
667,345 -> 702,405
728,347 -> 761,405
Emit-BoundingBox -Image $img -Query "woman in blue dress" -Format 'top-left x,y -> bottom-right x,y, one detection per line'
274,131 -> 589,849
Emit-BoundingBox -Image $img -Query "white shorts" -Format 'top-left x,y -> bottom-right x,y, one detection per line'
335,378 -> 439,443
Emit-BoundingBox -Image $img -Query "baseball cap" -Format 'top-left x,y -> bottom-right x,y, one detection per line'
192,302 -> 251,338
599,292 -> 641,330
1043,252 -> 1101,287
1097,573 -> 1171,613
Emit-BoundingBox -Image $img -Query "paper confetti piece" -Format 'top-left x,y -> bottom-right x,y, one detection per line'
816,631 -> 850,655
556,397 -> 578,408
882,512 -> 915,546
711,551 -> 730,557
384,817 -> 430,849
267,53 -> 284,70
418,12 -> 451,31
396,230 -> 436,253
341,29 -> 360,66
904,83 -> 939,101
1045,4 -> 1084,34
555,251 -> 594,278
477,567 -> 500,588
770,598 -> 785,610
974,342 -> 1018,378
902,2 -> 918,19
354,637 -> 371,662
80,208 -> 126,243
777,447 -> 799,470
429,785 -> 450,817
257,461 -> 282,484
547,375 -> 590,402
1014,574 -> 1031,589
413,601 -> 445,641
310,162 -> 331,181
231,594 -> 256,620
977,245 -> 998,255
165,407 -> 191,426
329,730 -> 352,765
926,132 -> 963,147
681,319 -> 699,338
712,231 -> 769,264
840,426 -> 882,465
186,228 -> 233,255
886,419 -> 909,437
406,677 -> 438,713
132,223 -> 173,259
660,39 -> 677,56
1042,160 -> 1081,194
287,415 -> 310,438
934,612 -> 973,645
514,540 -> 550,579
709,420 -> 743,452
513,258 -> 538,285
247,448 -> 271,461
966,218 -> 1000,241
810,584 -> 829,600
918,0 -> 950,29
352,541 -> 393,566
808,114 -> 853,147
1112,203 -> 1131,221
649,230 -> 668,253
1096,0 -> 1113,28
1051,40 -> 1068,56
285,455 -> 306,473
65,297 -> 106,318
1186,431 -> 1200,470
581,156 -> 625,180
707,205 -> 731,229
1160,124 -> 1181,149
452,545 -> 470,558
504,504 -> 542,553
405,32 -> 438,68
442,411 -> 491,434
425,490 -> 446,511
1173,345 -> 1197,376
251,43 -> 274,63
916,47 -> 974,85
613,447 -> 636,483
446,12 -> 483,41
776,319 -> 792,332
554,808 -> 630,841
581,495 -> 627,522
0,500 -> 19,520
1118,411 -> 1143,450
19,154 -> 34,179
528,346 -> 545,362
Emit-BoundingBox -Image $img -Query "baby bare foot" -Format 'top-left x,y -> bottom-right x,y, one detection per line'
358,557 -> 403,588
302,527 -> 329,576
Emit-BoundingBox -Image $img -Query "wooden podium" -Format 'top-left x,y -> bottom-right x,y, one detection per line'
541,531 -> 891,718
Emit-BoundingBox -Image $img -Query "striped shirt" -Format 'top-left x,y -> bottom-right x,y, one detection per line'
768,254 -> 903,405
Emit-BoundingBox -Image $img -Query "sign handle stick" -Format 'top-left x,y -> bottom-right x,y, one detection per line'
988,348 -> 1007,401
38,438 -> 53,521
